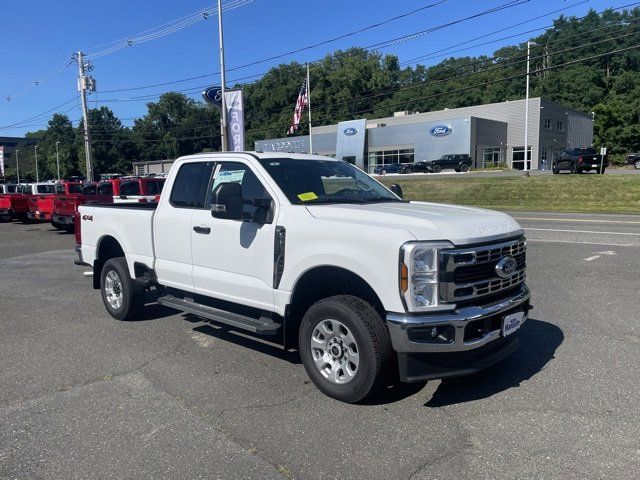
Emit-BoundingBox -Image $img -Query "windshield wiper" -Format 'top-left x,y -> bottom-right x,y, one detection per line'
361,196 -> 405,203
303,198 -> 365,205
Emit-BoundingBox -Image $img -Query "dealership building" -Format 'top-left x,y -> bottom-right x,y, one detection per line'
254,97 -> 594,173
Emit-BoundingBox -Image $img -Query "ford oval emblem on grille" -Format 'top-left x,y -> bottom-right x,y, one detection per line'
495,255 -> 517,278
430,125 -> 452,136
343,127 -> 358,136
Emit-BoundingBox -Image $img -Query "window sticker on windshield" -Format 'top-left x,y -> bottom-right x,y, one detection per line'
297,192 -> 318,202
212,169 -> 245,191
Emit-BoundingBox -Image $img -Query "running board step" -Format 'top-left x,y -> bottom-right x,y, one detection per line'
157,295 -> 280,334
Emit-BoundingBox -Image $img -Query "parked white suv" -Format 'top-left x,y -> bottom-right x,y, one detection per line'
75,152 -> 530,403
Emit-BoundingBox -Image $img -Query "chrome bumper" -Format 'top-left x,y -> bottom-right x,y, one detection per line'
386,286 -> 530,353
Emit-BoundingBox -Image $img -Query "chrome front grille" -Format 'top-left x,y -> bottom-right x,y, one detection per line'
439,237 -> 526,303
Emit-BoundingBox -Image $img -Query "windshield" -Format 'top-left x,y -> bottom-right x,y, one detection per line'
259,158 -> 402,205
36,185 -> 56,194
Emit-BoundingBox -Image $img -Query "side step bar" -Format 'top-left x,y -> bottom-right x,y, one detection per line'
157,295 -> 280,334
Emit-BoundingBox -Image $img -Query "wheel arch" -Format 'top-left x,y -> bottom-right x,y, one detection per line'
284,265 -> 385,350
93,235 -> 126,289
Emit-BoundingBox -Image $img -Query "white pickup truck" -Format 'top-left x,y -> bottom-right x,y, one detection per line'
75,152 -> 530,403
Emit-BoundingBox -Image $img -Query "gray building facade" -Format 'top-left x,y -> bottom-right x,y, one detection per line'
254,97 -> 594,172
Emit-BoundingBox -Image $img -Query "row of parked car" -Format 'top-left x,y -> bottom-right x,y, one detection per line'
0,175 -> 165,232
373,154 -> 472,175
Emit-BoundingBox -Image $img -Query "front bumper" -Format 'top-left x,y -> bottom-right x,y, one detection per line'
387,286 -> 530,382
27,211 -> 51,221
0,208 -> 14,216
52,213 -> 73,225
387,285 -> 530,353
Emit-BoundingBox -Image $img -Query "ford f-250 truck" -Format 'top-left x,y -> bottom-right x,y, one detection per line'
75,152 -> 531,403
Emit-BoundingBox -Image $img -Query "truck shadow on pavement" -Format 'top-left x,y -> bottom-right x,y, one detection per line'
423,318 -> 563,407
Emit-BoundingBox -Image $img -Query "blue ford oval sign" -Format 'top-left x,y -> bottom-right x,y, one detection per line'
430,125 -> 452,137
202,86 -> 223,106
343,127 -> 358,136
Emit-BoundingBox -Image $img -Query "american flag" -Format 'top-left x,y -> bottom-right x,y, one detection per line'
287,78 -> 308,135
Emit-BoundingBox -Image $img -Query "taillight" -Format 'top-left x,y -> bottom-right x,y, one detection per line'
138,198 -> 148,203
578,156 -> 583,164
74,211 -> 81,245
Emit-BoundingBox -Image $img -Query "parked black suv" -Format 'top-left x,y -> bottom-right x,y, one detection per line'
422,154 -> 472,173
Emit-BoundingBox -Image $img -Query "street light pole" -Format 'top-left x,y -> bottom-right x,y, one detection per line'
523,40 -> 537,177
15,149 -> 20,184
217,0 -> 228,152
55,141 -> 60,181
34,145 -> 39,183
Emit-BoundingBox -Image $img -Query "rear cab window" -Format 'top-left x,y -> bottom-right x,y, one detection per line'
119,181 -> 141,196
36,185 -> 55,194
97,182 -> 114,195
170,162 -> 214,208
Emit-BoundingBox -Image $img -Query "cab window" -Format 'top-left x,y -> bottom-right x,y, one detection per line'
97,182 -> 113,195
170,162 -> 214,208
210,162 -> 271,221
119,181 -> 141,196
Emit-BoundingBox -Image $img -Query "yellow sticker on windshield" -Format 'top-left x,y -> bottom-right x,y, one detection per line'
297,192 -> 318,202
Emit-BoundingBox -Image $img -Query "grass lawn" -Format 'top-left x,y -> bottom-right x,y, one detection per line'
379,174 -> 640,214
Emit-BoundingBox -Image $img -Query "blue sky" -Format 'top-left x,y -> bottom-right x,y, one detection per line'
0,0 -> 627,136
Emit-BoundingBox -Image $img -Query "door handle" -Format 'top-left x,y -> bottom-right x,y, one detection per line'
193,226 -> 211,234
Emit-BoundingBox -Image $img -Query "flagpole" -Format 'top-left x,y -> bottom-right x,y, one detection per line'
306,63 -> 313,154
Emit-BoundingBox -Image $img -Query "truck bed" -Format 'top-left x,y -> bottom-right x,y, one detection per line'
78,203 -> 159,275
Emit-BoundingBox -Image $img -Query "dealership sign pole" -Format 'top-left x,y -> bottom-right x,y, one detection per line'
217,0 -> 228,152
306,63 -> 313,154
523,40 -> 537,177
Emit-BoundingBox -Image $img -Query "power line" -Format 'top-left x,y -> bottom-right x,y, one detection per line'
84,0 -> 254,60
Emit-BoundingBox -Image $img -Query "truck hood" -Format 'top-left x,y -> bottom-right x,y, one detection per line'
305,201 -> 523,245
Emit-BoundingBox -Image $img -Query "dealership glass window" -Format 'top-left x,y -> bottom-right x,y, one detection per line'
482,147 -> 503,168
557,120 -> 565,131
540,146 -> 550,169
544,118 -> 552,129
512,146 -> 532,170
366,148 -> 414,173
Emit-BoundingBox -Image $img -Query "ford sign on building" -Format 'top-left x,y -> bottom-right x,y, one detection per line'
255,97 -> 594,173
429,125 -> 452,137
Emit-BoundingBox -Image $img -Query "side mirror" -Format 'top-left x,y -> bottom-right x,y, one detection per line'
389,183 -> 403,199
211,182 -> 243,220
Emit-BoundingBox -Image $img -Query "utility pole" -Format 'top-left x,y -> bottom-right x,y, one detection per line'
217,0 -> 228,152
15,149 -> 20,184
55,141 -> 60,181
34,145 -> 39,182
523,40 -> 537,178
77,51 -> 95,182
306,63 -> 313,154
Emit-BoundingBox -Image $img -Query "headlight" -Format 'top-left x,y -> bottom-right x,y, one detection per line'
400,241 -> 454,311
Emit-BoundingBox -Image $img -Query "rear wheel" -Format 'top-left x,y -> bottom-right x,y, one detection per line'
634,160 -> 640,170
432,164 -> 442,173
599,167 -> 606,174
570,163 -> 577,174
299,295 -> 394,403
459,163 -> 470,173
100,257 -> 144,320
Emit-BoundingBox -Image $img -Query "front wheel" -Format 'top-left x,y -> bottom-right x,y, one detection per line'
599,167 -> 606,174
299,295 -> 394,403
100,257 -> 144,320
432,164 -> 442,173
634,160 -> 640,170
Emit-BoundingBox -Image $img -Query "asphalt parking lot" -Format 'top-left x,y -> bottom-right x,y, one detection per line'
1,214 -> 639,480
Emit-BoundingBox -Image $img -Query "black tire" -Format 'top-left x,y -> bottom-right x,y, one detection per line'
51,221 -> 62,230
459,163 -> 470,173
298,295 -> 394,403
599,167 -> 606,175
0,215 -> 11,222
552,166 -> 559,174
570,163 -> 577,174
576,166 -> 583,174
432,164 -> 442,173
634,160 -> 640,170
100,257 -> 144,321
